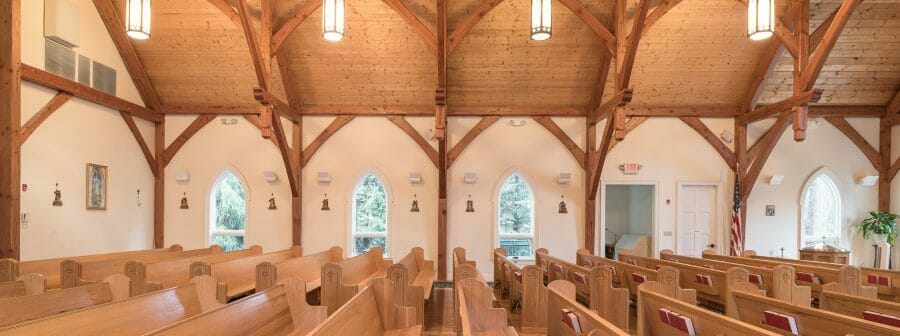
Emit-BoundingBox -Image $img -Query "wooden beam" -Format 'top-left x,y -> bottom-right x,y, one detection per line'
119,111 -> 159,177
738,89 -> 823,124
800,0 -> 862,91
243,114 -> 281,149
447,0 -> 505,54
276,53 -> 302,108
159,105 -> 258,115
0,0 -> 20,260
236,0 -> 270,89
887,91 -> 900,115
92,0 -> 160,109
271,0 -> 321,54
386,116 -> 439,167
741,111 -> 791,199
452,106 -> 585,116
19,92 -> 72,145
589,54 -> 611,112
584,121 -> 597,253
302,116 -> 354,165
879,119 -> 892,211
625,106 -> 739,118
773,17 -> 799,59
739,0 -> 799,113
807,105 -> 886,118
162,115 -> 216,166
588,89 -> 633,125
270,107 -> 299,197
447,116 -> 500,167
557,0 -> 616,55
589,118 -> 616,198
532,116 -> 586,169
253,87 -> 300,122
20,64 -> 161,122
291,120 -> 302,246
822,117 -> 880,169
607,116 -> 647,150
616,0 -> 650,89
435,0 -> 448,140
889,157 -> 900,183
381,0 -> 438,55
153,120 -> 164,248
680,117 -> 736,170
207,0 -> 244,29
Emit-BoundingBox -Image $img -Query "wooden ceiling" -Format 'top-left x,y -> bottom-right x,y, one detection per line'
118,0 -> 899,113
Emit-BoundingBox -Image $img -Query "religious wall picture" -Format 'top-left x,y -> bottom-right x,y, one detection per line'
765,204 -> 776,217
86,163 -> 108,210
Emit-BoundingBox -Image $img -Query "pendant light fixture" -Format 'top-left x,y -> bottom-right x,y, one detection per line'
531,0 -> 552,41
322,0 -> 344,42
125,0 -> 151,40
747,0 -> 775,40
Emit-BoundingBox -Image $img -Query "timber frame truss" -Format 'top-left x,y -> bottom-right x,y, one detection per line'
1,0 -> 897,281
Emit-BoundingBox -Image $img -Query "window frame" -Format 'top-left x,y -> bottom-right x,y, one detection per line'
349,171 -> 391,257
208,169 -> 248,249
495,172 -> 537,259
798,167 -> 844,248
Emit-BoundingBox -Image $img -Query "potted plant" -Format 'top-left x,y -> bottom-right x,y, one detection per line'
856,211 -> 898,245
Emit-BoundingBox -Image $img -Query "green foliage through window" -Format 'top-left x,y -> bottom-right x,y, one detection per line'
212,171 -> 246,252
352,174 -> 388,256
499,174 -> 534,234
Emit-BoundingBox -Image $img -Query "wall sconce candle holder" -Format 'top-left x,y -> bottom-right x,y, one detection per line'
410,194 -> 420,212
465,195 -> 475,213
321,194 -> 330,211
558,195 -> 568,214
268,193 -> 277,210
52,183 -> 63,207
180,192 -> 189,209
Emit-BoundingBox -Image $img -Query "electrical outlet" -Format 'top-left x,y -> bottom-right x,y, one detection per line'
20,213 -> 29,229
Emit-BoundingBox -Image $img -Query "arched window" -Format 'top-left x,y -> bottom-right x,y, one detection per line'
800,170 -> 842,248
209,170 -> 246,252
351,174 -> 388,256
497,173 -> 535,258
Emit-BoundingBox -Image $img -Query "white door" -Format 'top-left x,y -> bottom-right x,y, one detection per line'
678,185 -> 716,256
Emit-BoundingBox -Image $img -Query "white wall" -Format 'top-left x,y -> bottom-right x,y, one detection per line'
19,0 -> 155,260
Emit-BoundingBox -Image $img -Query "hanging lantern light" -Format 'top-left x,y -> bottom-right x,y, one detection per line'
747,0 -> 775,41
125,0 -> 152,40
531,0 -> 551,41
322,0 -> 344,42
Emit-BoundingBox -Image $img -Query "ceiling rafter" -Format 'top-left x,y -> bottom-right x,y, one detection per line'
588,118 -> 616,197
588,54 -> 611,113
254,88 -> 301,122
799,0 -> 862,91
163,115 -> 217,165
92,0 -> 160,110
386,116 -> 439,167
615,0 -> 650,90
236,0 -> 271,90
680,117 -> 736,170
269,106 -> 299,196
632,0 -> 684,39
381,0 -> 438,55
588,89 -> 632,125
532,116 -> 586,169
302,115 -> 355,165
738,89 -> 823,124
607,116 -> 647,150
823,116 -> 881,169
447,116 -> 500,167
271,0 -> 321,54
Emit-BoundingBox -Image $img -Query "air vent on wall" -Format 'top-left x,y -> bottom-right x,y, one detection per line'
92,61 -> 117,96
77,55 -> 91,86
44,39 -> 76,80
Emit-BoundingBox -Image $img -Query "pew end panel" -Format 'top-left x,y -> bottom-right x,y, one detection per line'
546,280 -> 628,336
819,265 -> 878,302
0,273 -> 129,328
457,277 -> 514,336
304,277 -> 421,336
0,259 -> 18,283
771,265 -> 812,306
588,266 -> 629,330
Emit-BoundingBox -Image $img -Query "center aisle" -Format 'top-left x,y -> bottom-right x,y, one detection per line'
422,287 -> 555,336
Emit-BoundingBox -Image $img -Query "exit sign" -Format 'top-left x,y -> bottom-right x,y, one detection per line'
620,163 -> 641,175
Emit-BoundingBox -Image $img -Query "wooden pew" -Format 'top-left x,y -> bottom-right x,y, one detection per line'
58,245 -> 223,289
190,246 -> 303,300
389,247 -> 436,325
146,278 -> 328,336
702,249 -> 840,299
126,245 -> 265,295
457,277 -> 517,336
0,275 -> 227,336
453,247 -> 483,284
546,280 -> 629,336
742,250 -> 900,302
320,247 -> 390,314
637,270 -> 776,336
300,277 -> 421,335
254,246 -> 343,297
819,265 -> 878,301
620,251 -> 733,308
0,245 -> 213,289
493,248 -> 547,332
0,273 -> 45,299
536,249 -> 628,330
725,268 -> 900,335
0,274 -> 129,327
576,249 -> 659,300
660,249 -> 775,294
821,289 -> 900,328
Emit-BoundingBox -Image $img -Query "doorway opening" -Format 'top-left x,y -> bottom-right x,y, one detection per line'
603,184 -> 655,259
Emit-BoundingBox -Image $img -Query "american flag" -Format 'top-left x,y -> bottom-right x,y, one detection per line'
731,168 -> 744,256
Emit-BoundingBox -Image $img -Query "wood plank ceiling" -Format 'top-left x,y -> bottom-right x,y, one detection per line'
118,0 -> 898,112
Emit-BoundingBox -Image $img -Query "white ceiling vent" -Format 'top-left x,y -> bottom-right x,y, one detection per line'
44,0 -> 81,48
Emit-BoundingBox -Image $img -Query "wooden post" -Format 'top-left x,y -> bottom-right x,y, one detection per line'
0,0 -> 21,259
585,122 -> 596,253
436,0 -> 448,280
879,118 -> 891,212
292,121 -> 303,246
734,121 -> 748,231
153,120 -> 165,248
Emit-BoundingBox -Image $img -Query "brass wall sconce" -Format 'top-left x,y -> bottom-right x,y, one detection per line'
52,183 -> 62,207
